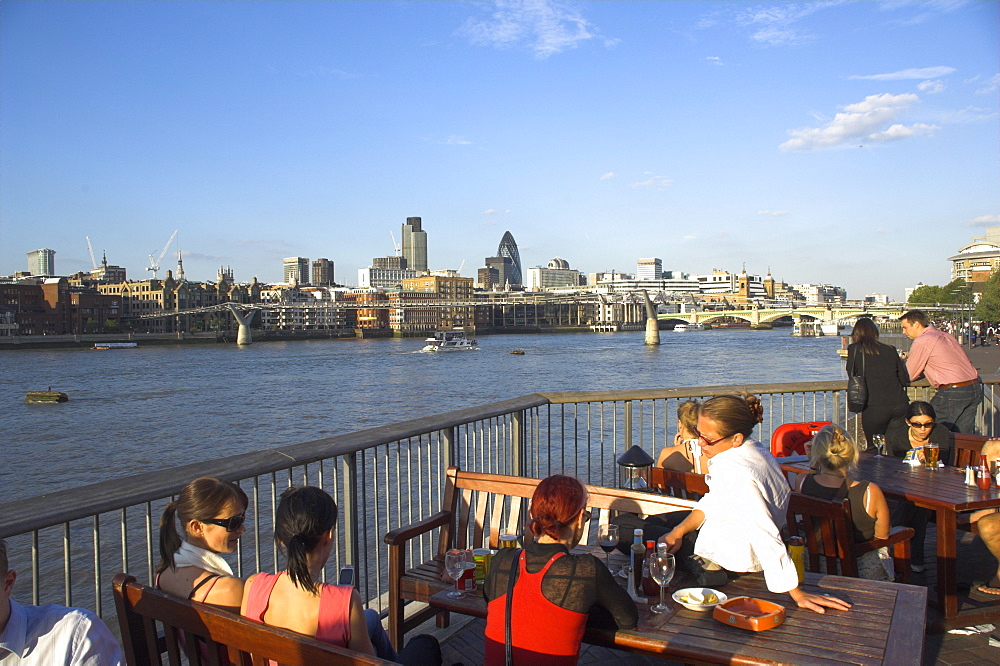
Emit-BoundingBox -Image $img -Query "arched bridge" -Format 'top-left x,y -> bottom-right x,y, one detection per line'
658,306 -> 908,327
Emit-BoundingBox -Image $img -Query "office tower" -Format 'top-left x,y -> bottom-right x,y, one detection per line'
637,258 -> 662,281
26,248 -> 56,276
497,231 -> 522,287
312,258 -> 335,286
283,257 -> 310,285
483,256 -> 513,290
401,217 -> 428,272
373,256 -> 407,270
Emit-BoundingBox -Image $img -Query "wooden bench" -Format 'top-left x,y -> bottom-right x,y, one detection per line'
649,467 -> 709,500
112,573 -> 394,666
383,467 -> 696,649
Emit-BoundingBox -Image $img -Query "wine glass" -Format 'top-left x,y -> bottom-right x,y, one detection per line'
649,548 -> 676,613
597,524 -> 619,572
872,434 -> 886,457
445,548 -> 473,598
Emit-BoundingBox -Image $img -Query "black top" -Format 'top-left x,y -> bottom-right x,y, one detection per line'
885,419 -> 951,460
846,342 -> 909,407
483,541 -> 638,631
800,476 -> 876,542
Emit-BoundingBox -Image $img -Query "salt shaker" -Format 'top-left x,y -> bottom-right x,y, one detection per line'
965,466 -> 977,486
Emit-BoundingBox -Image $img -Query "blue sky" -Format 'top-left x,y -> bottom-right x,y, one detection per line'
1,0 -> 997,300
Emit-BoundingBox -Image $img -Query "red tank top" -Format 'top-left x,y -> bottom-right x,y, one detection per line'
484,550 -> 588,665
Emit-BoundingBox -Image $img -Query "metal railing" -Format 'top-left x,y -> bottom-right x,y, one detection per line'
2,377 -> 997,626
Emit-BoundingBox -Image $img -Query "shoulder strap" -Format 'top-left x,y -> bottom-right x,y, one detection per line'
834,477 -> 850,500
187,572 -> 222,600
505,549 -> 523,666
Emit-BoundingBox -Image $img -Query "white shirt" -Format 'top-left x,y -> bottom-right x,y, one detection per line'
0,600 -> 123,665
693,439 -> 799,594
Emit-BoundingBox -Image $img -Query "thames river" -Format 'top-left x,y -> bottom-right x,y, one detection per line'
2,329 -> 847,501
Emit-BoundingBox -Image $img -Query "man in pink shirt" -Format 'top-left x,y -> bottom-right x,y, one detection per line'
900,309 -> 982,433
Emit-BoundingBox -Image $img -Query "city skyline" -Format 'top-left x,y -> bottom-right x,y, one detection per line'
1,1 -> 997,300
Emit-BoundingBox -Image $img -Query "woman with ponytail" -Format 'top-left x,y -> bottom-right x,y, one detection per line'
657,395 -> 852,614
156,477 -> 248,613
796,425 -> 893,580
483,474 -> 637,665
240,486 -> 440,664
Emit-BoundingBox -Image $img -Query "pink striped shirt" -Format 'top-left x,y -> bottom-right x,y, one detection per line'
905,326 -> 978,388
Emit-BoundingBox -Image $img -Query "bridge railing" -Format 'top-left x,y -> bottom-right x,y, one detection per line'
2,377 -> 997,630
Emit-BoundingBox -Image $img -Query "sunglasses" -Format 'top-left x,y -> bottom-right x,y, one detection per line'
698,432 -> 731,447
908,421 -> 935,429
201,514 -> 245,532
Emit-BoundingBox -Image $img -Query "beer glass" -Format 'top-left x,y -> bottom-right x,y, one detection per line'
924,443 -> 940,469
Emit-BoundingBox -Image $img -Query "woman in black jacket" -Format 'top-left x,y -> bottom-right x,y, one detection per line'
846,318 -> 910,448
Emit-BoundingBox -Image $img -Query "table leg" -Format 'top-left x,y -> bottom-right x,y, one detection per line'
936,508 -> 958,618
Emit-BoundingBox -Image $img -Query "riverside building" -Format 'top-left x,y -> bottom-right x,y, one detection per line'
26,248 -> 56,276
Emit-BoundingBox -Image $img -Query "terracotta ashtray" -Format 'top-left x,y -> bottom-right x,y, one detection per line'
712,596 -> 785,632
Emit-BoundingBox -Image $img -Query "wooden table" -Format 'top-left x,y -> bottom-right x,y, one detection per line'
431,555 -> 926,664
782,454 -> 1000,623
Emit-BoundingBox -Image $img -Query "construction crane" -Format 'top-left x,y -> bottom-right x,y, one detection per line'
147,229 -> 178,278
85,237 -> 98,270
390,231 -> 401,256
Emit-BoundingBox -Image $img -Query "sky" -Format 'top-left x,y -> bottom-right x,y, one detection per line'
1,0 -> 997,301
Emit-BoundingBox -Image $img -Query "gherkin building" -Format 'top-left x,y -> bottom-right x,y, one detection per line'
497,231 -> 522,288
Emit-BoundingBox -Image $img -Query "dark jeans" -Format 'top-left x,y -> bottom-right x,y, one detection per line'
931,382 -> 983,434
891,501 -> 930,566
861,405 -> 907,448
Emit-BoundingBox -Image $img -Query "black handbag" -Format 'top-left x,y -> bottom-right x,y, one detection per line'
847,349 -> 868,413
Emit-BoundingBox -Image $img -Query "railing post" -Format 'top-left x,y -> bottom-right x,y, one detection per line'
624,400 -> 633,449
511,410 -> 526,478
441,426 -> 455,470
341,452 -> 360,568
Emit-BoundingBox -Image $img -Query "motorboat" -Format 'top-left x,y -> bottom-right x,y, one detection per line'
791,321 -> 823,337
421,330 -> 479,352
673,323 -> 706,331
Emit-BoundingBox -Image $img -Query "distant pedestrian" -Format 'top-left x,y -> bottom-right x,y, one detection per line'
845,318 -> 909,448
900,309 -> 982,433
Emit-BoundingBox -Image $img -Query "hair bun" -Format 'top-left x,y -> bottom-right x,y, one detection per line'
743,394 -> 764,425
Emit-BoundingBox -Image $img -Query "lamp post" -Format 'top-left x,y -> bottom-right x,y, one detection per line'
617,445 -> 654,491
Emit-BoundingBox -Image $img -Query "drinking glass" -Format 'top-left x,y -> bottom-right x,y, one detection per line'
872,434 -> 886,457
649,549 -> 676,613
445,549 -> 473,598
597,524 -> 619,572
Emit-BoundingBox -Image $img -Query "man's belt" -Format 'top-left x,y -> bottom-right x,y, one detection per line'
936,378 -> 981,389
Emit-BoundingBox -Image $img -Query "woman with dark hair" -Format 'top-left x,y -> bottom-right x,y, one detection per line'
156,477 -> 248,613
657,395 -> 851,614
846,317 -> 910,447
483,474 -> 637,665
240,486 -> 439,664
885,401 -> 952,572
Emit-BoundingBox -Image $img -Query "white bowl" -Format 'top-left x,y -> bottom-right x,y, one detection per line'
672,587 -> 727,611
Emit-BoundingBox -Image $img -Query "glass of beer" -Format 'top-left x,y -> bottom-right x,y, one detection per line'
924,443 -> 940,469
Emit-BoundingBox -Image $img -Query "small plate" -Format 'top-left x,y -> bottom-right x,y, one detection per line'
672,587 -> 727,611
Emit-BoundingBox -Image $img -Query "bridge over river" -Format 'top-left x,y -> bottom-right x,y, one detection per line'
657,305 -> 908,327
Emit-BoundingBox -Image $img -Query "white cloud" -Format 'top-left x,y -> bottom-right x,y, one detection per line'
731,2 -> 833,47
974,73 -> 1000,95
705,56 -> 723,66
444,135 -> 472,145
629,173 -> 672,190
779,93 -> 938,152
849,66 -> 956,81
599,171 -> 615,181
917,79 -> 946,94
484,209 -> 498,215
458,0 -> 604,59
969,214 -> 1000,227
757,210 -> 790,217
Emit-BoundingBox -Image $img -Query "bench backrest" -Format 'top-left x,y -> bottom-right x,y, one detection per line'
112,573 -> 393,666
649,468 -> 709,500
785,492 -> 858,577
951,433 -> 990,468
438,467 -> 696,558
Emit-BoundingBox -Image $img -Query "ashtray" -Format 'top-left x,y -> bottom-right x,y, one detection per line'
712,596 -> 785,632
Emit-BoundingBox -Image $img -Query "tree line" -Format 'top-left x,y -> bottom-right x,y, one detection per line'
907,273 -> 1000,322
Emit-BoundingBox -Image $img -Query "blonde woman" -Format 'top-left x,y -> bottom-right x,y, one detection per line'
656,400 -> 707,474
796,425 -> 893,580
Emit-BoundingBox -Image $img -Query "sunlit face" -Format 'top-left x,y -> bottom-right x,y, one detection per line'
900,318 -> 922,340
187,501 -> 246,554
696,414 -> 742,459
907,415 -> 935,441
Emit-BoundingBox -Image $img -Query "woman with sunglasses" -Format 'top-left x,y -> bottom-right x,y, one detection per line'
885,401 -> 951,572
156,476 -> 248,613
483,474 -> 637,664
657,395 -> 851,614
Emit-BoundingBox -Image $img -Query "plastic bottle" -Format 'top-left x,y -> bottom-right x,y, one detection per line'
787,536 -> 805,584
627,528 -> 645,600
641,540 -> 660,595
978,454 -> 992,490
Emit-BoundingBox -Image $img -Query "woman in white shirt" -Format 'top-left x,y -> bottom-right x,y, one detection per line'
657,395 -> 851,614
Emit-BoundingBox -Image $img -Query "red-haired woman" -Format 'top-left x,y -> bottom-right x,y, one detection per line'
482,475 -> 637,665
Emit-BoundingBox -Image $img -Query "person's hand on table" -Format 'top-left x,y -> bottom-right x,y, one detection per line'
788,587 -> 852,614
656,528 -> 684,554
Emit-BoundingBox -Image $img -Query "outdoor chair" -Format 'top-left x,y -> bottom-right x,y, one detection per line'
649,467 -> 709,500
785,492 -> 914,584
771,421 -> 832,457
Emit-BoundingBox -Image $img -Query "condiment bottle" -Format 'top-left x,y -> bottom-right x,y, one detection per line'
977,454 -> 992,490
627,528 -> 645,600
787,536 -> 805,583
641,540 -> 660,595
965,466 -> 977,486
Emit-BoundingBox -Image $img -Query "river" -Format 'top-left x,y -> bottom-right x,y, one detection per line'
1,329 -> 847,501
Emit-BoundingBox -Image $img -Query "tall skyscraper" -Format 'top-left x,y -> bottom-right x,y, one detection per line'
497,231 -> 522,288
26,248 -> 56,276
283,257 -> 310,285
312,258 -> 335,286
637,257 -> 662,281
401,217 -> 428,272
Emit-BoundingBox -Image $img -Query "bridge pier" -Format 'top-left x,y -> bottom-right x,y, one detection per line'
227,305 -> 254,345
642,291 -> 660,346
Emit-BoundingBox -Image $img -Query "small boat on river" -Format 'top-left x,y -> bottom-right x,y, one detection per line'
25,391 -> 69,404
673,323 -> 706,332
421,330 -> 479,352
92,342 -> 138,350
